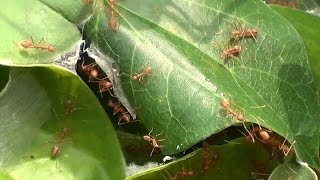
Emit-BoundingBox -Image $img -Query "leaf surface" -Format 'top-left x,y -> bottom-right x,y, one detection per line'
126,138 -> 280,180
84,0 -> 320,168
0,66 -> 125,180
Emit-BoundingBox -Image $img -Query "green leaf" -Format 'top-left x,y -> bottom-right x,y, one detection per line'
269,162 -> 317,180
0,169 -> 13,180
270,5 -> 320,92
0,66 -> 125,180
84,0 -> 320,168
39,0 -> 95,24
126,138 -> 280,180
0,0 -> 80,65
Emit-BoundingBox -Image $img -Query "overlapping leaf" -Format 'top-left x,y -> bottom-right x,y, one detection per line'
0,0 -> 126,179
84,0 -> 320,168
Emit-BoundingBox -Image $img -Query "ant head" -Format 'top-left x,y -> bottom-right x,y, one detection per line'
100,80 -> 112,88
132,75 -> 138,81
108,18 -> 118,32
234,45 -> 241,51
220,99 -> 230,108
121,113 -> 131,123
65,99 -> 72,105
237,113 -> 244,121
221,49 -> 228,57
21,41 -> 32,48
62,127 -> 69,133
145,66 -> 152,74
47,45 -> 55,52
251,29 -> 258,34
51,145 -> 60,155
143,135 -> 152,141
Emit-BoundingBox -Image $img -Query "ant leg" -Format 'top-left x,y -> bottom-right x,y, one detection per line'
55,156 -> 61,172
30,36 -> 35,45
279,136 -> 288,150
249,31 -> 257,41
155,131 -> 163,137
150,147 -> 155,156
243,122 -> 255,143
38,37 -> 45,44
118,119 -> 140,125
282,141 -> 296,156
148,128 -> 154,136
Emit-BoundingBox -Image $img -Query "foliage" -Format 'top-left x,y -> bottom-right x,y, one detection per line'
0,0 -> 319,179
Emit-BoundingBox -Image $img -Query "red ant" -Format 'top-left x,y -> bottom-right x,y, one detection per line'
170,169 -> 194,180
243,126 -> 296,157
220,98 -> 255,142
78,61 -> 98,81
108,0 -> 118,31
95,78 -> 113,97
51,127 -> 69,158
231,28 -> 257,41
143,128 -> 164,156
248,126 -> 271,143
51,145 -> 60,158
221,45 -> 242,60
132,66 -> 152,82
107,100 -> 125,115
107,100 -> 136,125
220,98 -> 244,122
63,99 -> 73,116
20,37 -> 55,52
61,98 -> 80,117
200,142 -> 220,176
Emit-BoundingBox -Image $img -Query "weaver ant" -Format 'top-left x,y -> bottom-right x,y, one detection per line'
200,142 -> 219,176
78,61 -> 99,81
108,0 -> 118,31
246,126 -> 270,143
62,99 -> 73,116
132,66 -> 152,82
220,98 -> 256,142
231,28 -> 257,41
107,100 -> 137,125
220,98 -> 244,122
143,128 -> 164,156
107,100 -> 125,115
92,78 -> 113,97
20,37 -> 55,52
221,45 -> 242,60
60,98 -> 80,117
51,127 -> 69,158
242,126 -> 296,157
170,169 -> 194,180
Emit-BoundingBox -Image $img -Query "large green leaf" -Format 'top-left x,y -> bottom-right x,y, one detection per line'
84,0 -> 320,168
270,5 -> 320,92
0,0 -> 81,65
269,162 -> 317,180
0,66 -> 125,180
0,1 -> 126,179
126,138 -> 280,180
